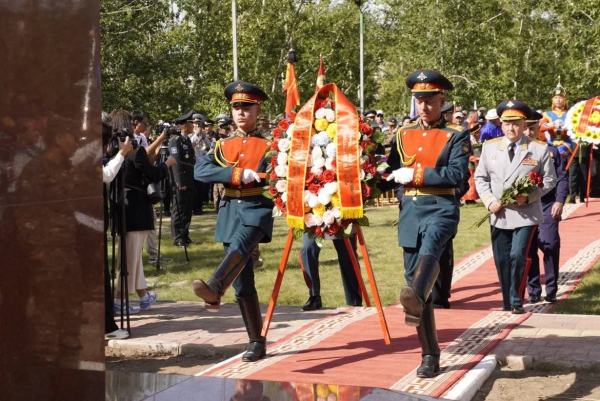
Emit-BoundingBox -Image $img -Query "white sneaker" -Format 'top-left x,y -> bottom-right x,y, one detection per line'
114,302 -> 140,314
105,329 -> 130,340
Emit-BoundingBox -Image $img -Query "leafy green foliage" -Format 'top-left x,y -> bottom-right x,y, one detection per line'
101,0 -> 600,122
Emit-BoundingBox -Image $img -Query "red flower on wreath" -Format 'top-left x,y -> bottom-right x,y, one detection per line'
319,169 -> 337,183
361,140 -> 376,153
269,185 -> 278,197
271,141 -> 279,152
278,119 -> 290,130
306,171 -> 316,185
365,163 -> 378,176
308,183 -> 322,195
272,128 -> 282,139
315,226 -> 324,237
340,219 -> 352,229
361,184 -> 373,199
359,123 -> 373,137
289,111 -> 297,123
321,98 -> 335,110
275,197 -> 286,212
271,156 -> 278,167
269,170 -> 278,180
326,221 -> 340,235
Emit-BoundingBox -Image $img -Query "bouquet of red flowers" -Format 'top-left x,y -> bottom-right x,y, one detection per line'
472,171 -> 544,228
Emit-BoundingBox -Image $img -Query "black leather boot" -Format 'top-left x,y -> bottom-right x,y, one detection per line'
238,293 -> 267,362
416,301 -> 441,378
193,250 -> 247,311
400,254 -> 440,326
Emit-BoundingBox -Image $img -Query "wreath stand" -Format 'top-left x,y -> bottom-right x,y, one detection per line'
261,225 -> 391,345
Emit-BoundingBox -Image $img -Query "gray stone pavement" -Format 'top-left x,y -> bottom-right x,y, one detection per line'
106,301 -> 344,358
491,313 -> 600,370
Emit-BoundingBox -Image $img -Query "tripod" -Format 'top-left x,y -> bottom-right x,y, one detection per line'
155,145 -> 189,269
108,165 -> 132,333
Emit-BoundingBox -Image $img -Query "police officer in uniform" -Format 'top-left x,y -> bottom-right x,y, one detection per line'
385,70 -> 470,378
193,81 -> 274,362
169,119 -> 197,247
475,100 -> 557,313
524,111 -> 568,303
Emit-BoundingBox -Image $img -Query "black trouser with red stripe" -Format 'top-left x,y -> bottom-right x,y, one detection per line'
491,225 -> 537,310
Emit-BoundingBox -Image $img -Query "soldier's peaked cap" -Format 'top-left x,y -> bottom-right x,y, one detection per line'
224,81 -> 269,106
526,110 -> 544,124
497,99 -> 533,121
405,70 -> 453,97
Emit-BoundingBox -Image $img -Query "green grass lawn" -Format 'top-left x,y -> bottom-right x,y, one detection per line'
555,259 -> 600,315
108,202 -> 491,308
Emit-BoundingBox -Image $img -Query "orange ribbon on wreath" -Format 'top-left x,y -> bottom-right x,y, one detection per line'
286,83 -> 363,229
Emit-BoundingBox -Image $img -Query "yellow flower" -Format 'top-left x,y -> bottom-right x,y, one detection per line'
326,123 -> 337,140
314,118 -> 329,132
589,112 -> 600,125
576,132 -> 583,138
316,384 -> 330,398
331,194 -> 341,207
313,204 -> 326,216
328,384 -> 338,393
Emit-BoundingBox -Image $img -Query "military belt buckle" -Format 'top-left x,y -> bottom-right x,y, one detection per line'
235,189 -> 242,198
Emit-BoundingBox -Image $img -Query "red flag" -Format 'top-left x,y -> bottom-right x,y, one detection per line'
315,55 -> 326,91
284,62 -> 300,118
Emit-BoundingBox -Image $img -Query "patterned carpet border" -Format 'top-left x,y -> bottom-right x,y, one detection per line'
202,307 -> 376,378
389,311 -> 531,396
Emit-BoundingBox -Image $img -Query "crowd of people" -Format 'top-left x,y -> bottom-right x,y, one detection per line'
101,72 -> 595,379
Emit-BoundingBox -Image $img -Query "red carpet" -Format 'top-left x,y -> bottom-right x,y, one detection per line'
202,200 -> 600,397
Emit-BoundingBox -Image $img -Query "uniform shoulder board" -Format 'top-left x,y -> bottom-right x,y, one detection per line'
483,137 -> 503,145
444,123 -> 465,132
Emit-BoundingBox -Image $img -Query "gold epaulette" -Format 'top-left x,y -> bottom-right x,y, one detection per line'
444,123 -> 465,132
483,137 -> 503,145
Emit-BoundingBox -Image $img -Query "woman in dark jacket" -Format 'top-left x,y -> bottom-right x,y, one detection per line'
109,110 -> 176,313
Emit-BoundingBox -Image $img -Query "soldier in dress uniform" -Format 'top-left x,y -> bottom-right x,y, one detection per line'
258,116 -> 272,139
193,81 -> 274,362
385,70 -> 470,378
524,111 -> 568,304
475,100 -> 557,313
169,119 -> 197,247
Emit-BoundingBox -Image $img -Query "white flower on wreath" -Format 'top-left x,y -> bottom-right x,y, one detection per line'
311,165 -> 323,175
311,132 -> 330,147
331,207 -> 341,219
361,170 -> 366,180
324,182 -> 338,195
313,214 -> 323,226
304,190 -> 311,202
311,145 -> 323,159
315,108 -> 328,119
304,213 -> 316,227
277,151 -> 288,166
324,109 -> 335,122
325,158 -> 334,170
313,156 -> 326,169
322,210 -> 335,226
317,188 -> 332,205
278,138 -> 291,152
307,193 -> 319,208
275,180 -> 287,193
286,124 -> 294,138
281,192 -> 287,202
274,165 -> 287,178
325,142 -> 336,159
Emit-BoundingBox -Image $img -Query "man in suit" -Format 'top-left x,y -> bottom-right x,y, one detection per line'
524,111 -> 569,304
475,100 -> 557,314
192,81 -> 273,362
385,70 -> 470,378
169,120 -> 197,247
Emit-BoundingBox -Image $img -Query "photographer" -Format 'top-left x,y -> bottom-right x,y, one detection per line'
102,112 -> 133,339
109,110 -> 177,313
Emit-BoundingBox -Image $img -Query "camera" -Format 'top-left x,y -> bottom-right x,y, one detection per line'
106,127 -> 138,158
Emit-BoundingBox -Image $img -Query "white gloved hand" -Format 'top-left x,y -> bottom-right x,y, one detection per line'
386,168 -> 414,184
241,169 -> 261,184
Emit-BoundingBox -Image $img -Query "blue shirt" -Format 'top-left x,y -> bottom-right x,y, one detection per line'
479,122 -> 503,142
